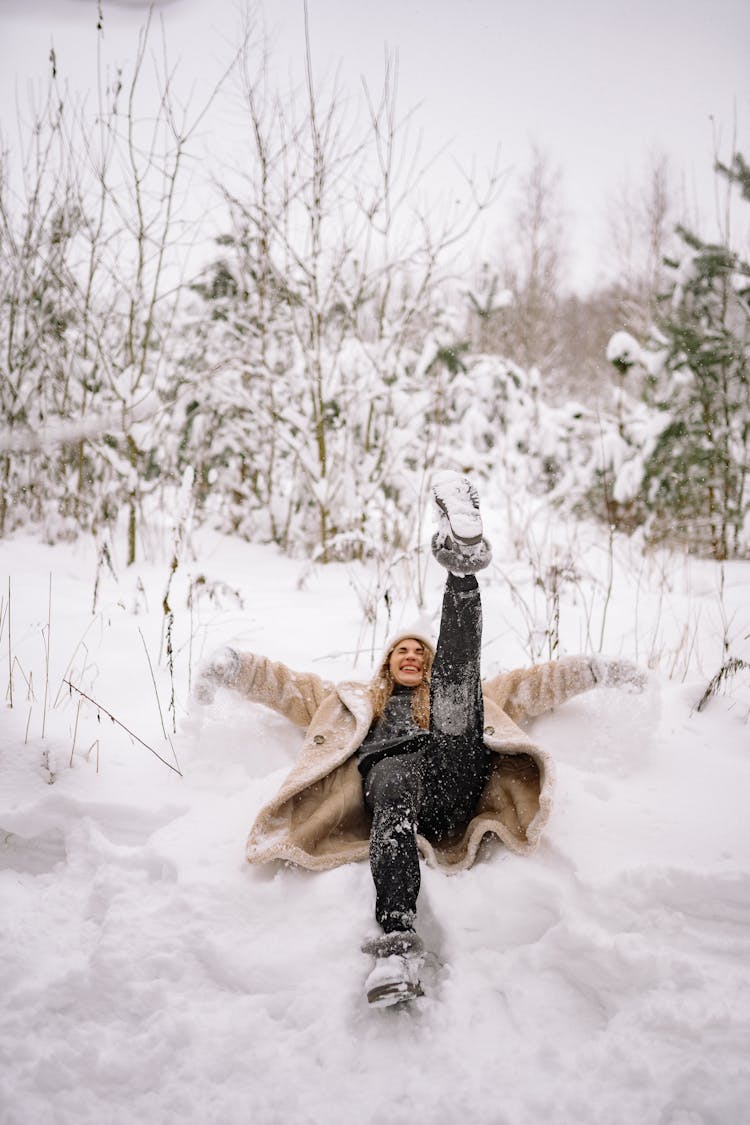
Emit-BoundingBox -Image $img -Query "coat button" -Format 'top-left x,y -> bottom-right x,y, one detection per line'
483,725 -> 495,736
313,734 -> 326,745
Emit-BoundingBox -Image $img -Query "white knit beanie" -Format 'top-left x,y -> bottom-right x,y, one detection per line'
376,628 -> 436,675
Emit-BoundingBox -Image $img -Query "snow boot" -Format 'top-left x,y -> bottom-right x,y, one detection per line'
431,470 -> 492,574
362,931 -> 425,1007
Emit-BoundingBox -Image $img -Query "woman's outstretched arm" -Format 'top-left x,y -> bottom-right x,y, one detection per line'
484,654 -> 646,724
194,646 -> 334,728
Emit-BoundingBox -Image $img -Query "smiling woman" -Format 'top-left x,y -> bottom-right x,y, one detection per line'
193,469 -> 648,1007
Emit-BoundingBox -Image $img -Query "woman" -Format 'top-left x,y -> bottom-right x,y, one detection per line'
196,472 -> 645,1006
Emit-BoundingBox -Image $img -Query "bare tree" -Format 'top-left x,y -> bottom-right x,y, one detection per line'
491,143 -> 568,377
0,10 -> 238,561
604,151 -> 678,335
186,8 -> 498,563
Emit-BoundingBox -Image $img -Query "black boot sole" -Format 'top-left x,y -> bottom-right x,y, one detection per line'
367,980 -> 424,1007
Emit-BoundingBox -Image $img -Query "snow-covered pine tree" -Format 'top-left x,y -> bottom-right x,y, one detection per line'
638,154 -> 750,558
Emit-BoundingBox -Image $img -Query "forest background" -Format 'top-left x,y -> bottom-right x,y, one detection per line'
1,0 -> 749,575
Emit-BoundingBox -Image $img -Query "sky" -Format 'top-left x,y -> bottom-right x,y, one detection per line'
0,0 -> 748,292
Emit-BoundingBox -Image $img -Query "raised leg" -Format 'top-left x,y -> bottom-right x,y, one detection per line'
429,571 -> 484,737
420,571 -> 491,836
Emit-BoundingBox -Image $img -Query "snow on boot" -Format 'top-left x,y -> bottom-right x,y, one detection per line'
365,954 -> 423,1007
362,931 -> 425,1008
431,470 -> 492,575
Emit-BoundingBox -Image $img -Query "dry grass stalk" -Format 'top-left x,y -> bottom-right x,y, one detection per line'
64,678 -> 183,776
695,657 -> 750,714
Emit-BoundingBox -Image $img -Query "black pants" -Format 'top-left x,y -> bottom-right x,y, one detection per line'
363,572 -> 491,933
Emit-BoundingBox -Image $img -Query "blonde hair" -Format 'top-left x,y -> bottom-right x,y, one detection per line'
369,637 -> 434,729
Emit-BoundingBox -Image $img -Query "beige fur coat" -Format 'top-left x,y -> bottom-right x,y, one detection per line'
230,651 -> 600,874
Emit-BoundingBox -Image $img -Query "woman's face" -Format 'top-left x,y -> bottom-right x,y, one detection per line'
389,638 -> 426,687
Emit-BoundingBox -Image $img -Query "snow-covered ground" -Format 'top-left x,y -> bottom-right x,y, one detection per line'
1,508 -> 749,1125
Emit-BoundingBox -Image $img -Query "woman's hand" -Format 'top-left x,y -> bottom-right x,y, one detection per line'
194,646 -> 241,704
590,657 -> 648,693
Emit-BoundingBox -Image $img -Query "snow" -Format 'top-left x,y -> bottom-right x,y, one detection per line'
2,514 -> 750,1125
606,330 -> 644,368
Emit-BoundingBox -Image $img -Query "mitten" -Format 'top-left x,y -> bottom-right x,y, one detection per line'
194,646 -> 241,704
590,656 -> 647,694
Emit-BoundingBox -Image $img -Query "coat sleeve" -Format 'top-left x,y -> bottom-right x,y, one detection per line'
231,651 -> 335,729
483,655 -> 597,725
